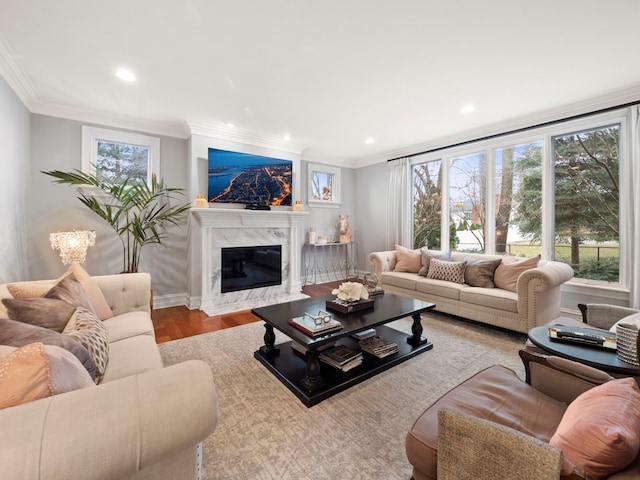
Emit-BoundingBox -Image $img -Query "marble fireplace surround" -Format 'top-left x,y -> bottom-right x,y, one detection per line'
191,208 -> 309,316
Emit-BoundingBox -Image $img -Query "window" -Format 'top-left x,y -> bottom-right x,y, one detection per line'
410,108 -> 628,287
81,126 -> 160,184
552,125 -> 620,282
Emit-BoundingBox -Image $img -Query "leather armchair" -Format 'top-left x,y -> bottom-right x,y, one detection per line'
406,350 -> 640,479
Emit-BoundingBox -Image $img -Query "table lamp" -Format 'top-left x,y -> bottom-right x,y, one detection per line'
49,230 -> 96,265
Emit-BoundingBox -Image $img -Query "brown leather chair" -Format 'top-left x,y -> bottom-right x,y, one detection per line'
406,350 -> 640,479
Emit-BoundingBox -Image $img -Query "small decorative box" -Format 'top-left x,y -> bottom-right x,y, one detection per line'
326,298 -> 374,314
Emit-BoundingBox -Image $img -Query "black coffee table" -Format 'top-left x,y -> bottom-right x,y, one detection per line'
252,293 -> 435,407
528,323 -> 640,377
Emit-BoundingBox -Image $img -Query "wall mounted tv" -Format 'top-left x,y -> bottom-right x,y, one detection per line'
207,148 -> 293,207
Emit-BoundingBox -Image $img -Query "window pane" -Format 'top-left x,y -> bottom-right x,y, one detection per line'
450,153 -> 485,252
496,142 -> 543,257
96,141 -> 149,183
413,160 -> 443,249
552,125 -> 620,282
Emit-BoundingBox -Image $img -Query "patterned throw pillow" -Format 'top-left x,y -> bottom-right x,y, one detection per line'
64,307 -> 109,384
0,342 -> 52,409
426,259 -> 467,284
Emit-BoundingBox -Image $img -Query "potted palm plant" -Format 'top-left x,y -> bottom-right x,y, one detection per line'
43,168 -> 191,273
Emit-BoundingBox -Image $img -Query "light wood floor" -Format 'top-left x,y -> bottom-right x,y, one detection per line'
151,281 -> 345,343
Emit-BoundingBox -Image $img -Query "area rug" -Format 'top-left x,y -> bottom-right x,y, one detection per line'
158,312 -> 528,480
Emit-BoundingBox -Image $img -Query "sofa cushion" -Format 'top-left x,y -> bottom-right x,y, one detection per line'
46,273 -> 97,315
0,342 -> 52,409
103,311 -> 155,343
6,281 -> 54,298
1,297 -> 76,332
406,365 -> 566,480
63,263 -> 114,320
418,249 -> 451,277
394,245 -> 421,273
550,377 -> 640,478
426,259 -> 466,284
101,334 -> 163,383
64,307 -> 109,384
459,287 -> 518,313
381,272 -> 419,290
415,278 -> 467,300
464,256 -> 502,288
494,254 -> 540,292
0,317 -> 98,380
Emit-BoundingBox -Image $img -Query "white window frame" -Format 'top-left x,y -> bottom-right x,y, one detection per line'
81,126 -> 160,184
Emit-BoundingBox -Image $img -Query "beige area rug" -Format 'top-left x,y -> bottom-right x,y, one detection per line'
158,312 -> 528,480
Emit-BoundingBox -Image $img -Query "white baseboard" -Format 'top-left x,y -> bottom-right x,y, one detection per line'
153,293 -> 189,310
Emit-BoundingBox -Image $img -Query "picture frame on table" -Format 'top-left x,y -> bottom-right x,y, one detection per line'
308,163 -> 341,207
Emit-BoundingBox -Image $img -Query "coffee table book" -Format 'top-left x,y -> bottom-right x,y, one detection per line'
325,297 -> 374,314
288,315 -> 343,337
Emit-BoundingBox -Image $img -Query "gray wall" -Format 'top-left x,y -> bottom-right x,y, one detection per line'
29,115 -> 189,299
0,75 -> 30,283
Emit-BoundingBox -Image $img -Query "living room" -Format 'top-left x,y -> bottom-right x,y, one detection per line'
2,1 -> 640,479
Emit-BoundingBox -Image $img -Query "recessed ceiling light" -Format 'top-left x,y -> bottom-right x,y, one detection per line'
365,137 -> 376,145
116,68 -> 136,82
460,105 -> 476,114
283,134 -> 291,141
225,122 -> 234,128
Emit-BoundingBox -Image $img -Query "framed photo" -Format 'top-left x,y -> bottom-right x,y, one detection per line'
308,163 -> 341,207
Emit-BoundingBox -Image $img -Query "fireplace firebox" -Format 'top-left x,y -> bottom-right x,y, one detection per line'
221,245 -> 282,293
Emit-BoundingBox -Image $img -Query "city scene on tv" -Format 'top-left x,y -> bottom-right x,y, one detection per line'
207,149 -> 292,206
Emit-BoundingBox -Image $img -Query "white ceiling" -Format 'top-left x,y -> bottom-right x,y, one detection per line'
1,0 -> 640,167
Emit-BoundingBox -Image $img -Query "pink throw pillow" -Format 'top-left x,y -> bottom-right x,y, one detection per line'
550,377 -> 640,478
493,254 -> 540,292
393,245 -> 421,273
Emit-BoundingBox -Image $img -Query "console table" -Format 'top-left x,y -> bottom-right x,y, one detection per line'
302,242 -> 358,285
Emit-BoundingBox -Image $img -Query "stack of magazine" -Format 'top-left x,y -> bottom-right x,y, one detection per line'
320,345 -> 363,372
358,336 -> 399,359
288,313 -> 343,337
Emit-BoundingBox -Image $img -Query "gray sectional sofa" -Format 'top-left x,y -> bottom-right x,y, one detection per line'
0,271 -> 219,480
369,249 -> 574,333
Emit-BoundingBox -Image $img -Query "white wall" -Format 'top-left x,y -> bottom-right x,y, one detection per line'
0,75 -> 30,282
29,114 -> 190,299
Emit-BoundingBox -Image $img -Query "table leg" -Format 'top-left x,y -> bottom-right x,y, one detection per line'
259,324 -> 280,355
301,350 -> 326,392
408,313 -> 429,347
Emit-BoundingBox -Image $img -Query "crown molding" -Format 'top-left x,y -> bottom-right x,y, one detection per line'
0,33 -> 40,109
188,121 -> 306,155
354,84 -> 640,167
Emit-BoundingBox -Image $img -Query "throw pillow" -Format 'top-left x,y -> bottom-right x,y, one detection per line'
0,317 -> 98,381
0,342 -> 52,409
493,254 -> 540,292
394,245 -> 421,273
45,273 -> 96,315
62,263 -> 113,320
1,297 -> 77,332
64,307 -> 109,384
550,377 -> 640,478
418,249 -> 452,277
6,281 -> 54,298
464,257 -> 502,288
426,259 -> 467,284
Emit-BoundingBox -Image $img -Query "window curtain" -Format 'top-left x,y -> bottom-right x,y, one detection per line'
631,105 -> 640,309
387,157 -> 411,249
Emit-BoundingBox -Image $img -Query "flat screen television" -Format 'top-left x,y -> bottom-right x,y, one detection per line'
207,148 -> 293,206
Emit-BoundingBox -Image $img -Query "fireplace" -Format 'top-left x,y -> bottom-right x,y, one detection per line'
221,245 -> 282,293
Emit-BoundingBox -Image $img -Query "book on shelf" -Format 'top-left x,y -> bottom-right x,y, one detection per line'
288,314 -> 343,337
358,336 -> 399,358
367,286 -> 385,296
352,328 -> 377,341
291,341 -> 335,356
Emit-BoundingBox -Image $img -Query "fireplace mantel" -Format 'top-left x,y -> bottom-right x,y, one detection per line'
190,207 -> 309,315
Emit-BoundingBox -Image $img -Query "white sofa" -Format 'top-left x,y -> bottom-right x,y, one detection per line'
0,272 -> 219,480
369,250 -> 574,334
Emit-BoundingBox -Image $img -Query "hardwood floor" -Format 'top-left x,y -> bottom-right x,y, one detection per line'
151,280 -> 348,343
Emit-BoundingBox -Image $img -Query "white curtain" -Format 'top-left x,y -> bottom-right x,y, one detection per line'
631,105 -> 640,309
386,158 -> 412,249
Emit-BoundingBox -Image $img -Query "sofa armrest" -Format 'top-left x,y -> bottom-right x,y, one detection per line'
368,250 -> 397,283
518,261 -> 574,293
519,349 -> 613,404
0,360 -> 219,480
93,272 -> 151,316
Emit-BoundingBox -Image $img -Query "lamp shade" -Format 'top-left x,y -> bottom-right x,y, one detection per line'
49,230 -> 96,265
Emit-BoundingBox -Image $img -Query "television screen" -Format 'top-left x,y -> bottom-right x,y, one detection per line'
207,148 -> 293,206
